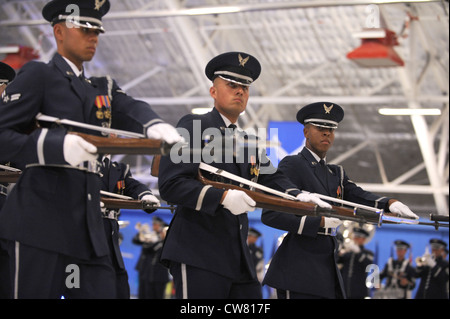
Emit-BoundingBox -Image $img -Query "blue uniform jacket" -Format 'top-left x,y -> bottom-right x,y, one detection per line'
0,53 -> 162,259
158,107 -> 300,280
100,161 -> 153,268
262,148 -> 391,298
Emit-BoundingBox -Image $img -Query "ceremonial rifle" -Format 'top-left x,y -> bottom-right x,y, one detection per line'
0,164 -> 22,183
100,197 -> 175,212
1,114 -> 174,181
100,191 -> 175,212
197,164 -> 385,225
425,214 -> 450,230
70,132 -> 171,156
0,171 -> 21,183
198,162 -> 447,228
36,113 -> 175,155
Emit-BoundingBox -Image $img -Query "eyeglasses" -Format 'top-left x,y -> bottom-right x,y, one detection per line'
0,80 -> 9,86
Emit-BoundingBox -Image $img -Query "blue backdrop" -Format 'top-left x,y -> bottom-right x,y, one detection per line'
119,208 -> 448,299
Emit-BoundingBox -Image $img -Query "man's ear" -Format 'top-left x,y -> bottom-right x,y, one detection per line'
53,23 -> 64,42
209,85 -> 216,99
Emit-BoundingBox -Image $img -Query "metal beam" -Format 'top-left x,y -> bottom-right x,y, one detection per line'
358,183 -> 449,194
395,8 -> 449,215
137,94 -> 449,105
1,0 -> 441,27
121,66 -> 163,91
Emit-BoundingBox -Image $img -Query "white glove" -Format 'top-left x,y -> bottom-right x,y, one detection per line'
100,200 -> 106,213
63,134 -> 97,166
141,194 -> 160,206
389,201 -> 419,220
296,192 -> 332,209
426,256 -> 436,268
146,123 -> 185,144
222,189 -> 256,215
323,217 -> 342,229
346,241 -> 361,253
423,253 -> 437,268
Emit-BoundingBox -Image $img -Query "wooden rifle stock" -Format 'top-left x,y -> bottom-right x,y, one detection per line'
70,132 -> 171,155
101,197 -> 154,210
197,169 -> 379,222
151,155 -> 161,177
0,171 -> 21,183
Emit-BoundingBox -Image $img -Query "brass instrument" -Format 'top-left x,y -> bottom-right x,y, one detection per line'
415,246 -> 433,267
135,222 -> 159,243
338,220 -> 376,250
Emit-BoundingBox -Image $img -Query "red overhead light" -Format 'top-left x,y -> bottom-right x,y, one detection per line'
346,28 -> 404,67
1,46 -> 39,70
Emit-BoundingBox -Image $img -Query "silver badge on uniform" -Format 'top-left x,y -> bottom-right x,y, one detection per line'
2,92 -> 21,103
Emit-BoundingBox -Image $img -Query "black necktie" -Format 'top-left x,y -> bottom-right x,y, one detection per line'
76,73 -> 89,97
102,157 -> 110,185
103,157 -> 110,168
227,124 -> 242,176
319,159 -> 329,189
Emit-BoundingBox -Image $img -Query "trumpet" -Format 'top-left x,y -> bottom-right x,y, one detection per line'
415,246 -> 433,267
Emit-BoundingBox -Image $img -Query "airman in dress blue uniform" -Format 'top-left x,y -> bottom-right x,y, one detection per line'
0,61 -> 15,96
262,102 -> 418,299
157,52 -> 329,299
0,61 -> 16,299
100,156 -> 160,298
0,61 -> 15,210
0,0 -> 181,299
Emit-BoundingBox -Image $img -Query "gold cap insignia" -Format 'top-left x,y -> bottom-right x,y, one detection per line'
238,54 -> 249,67
95,0 -> 106,10
323,104 -> 333,114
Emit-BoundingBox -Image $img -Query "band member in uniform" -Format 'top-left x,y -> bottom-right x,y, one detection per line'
0,0 -> 181,298
100,155 -> 160,298
247,227 -> 264,284
338,227 -> 374,299
0,61 -> 16,299
415,238 -> 449,299
261,102 -> 418,299
157,52 -> 330,299
133,216 -> 170,299
378,240 -> 416,299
